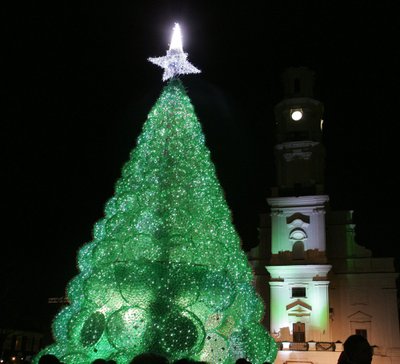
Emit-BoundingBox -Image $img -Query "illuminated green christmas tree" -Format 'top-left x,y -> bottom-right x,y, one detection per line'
34,24 -> 277,364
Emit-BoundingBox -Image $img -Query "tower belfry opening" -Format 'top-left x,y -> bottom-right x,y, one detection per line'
282,67 -> 316,98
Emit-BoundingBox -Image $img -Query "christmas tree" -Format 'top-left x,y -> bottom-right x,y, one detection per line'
34,24 -> 277,364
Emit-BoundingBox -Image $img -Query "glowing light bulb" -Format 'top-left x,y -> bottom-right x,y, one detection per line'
291,110 -> 303,121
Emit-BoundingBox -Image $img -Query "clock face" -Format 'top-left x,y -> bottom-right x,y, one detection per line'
291,109 -> 303,121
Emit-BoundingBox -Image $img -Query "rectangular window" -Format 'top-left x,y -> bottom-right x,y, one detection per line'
356,329 -> 368,339
292,287 -> 306,298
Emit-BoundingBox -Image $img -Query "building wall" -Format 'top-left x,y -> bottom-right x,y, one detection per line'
0,328 -> 44,362
249,207 -> 400,356
329,270 -> 400,352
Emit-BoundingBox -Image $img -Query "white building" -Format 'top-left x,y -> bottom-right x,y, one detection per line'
248,67 -> 400,363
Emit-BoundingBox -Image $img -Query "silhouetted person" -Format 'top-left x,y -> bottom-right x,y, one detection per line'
91,360 -> 107,364
337,334 -> 373,364
129,352 -> 169,364
38,354 -> 62,364
235,359 -> 251,364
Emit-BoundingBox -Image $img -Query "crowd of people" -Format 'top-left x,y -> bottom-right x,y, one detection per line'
37,334 -> 373,364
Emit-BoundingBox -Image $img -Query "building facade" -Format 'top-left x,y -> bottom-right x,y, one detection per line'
248,67 -> 400,363
0,328 -> 44,363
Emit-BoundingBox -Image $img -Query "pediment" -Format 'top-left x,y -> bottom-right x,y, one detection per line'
287,213 -> 310,228
348,310 -> 372,322
286,299 -> 312,317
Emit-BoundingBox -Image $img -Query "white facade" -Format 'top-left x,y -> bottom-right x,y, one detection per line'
248,67 -> 400,363
268,265 -> 331,343
268,195 -> 329,257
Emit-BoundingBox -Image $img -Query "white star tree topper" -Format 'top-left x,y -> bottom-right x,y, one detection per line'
148,23 -> 201,81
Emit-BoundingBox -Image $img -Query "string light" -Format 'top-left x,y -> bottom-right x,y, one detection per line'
34,24 -> 277,364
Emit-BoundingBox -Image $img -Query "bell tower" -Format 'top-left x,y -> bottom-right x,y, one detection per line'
272,67 -> 325,197
265,67 -> 332,343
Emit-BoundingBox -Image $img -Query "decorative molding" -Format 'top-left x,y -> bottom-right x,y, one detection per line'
289,228 -> 307,241
287,213 -> 310,226
288,312 -> 311,317
268,195 -> 329,208
275,140 -> 319,151
283,151 -> 312,162
287,300 -> 312,318
287,299 -> 312,311
266,264 -> 332,279
348,310 -> 372,322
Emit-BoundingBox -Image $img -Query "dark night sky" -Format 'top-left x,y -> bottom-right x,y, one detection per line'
2,2 -> 400,331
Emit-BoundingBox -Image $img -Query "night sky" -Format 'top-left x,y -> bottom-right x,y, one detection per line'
2,2 -> 400,333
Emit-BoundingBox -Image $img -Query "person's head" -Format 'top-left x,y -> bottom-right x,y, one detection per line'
129,352 -> 169,364
38,354 -> 61,364
235,359 -> 251,364
342,334 -> 373,364
91,360 -> 108,364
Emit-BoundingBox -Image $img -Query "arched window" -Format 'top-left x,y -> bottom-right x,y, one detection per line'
292,241 -> 305,260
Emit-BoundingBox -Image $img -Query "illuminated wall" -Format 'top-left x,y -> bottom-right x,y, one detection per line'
268,196 -> 329,256
265,195 -> 331,343
267,265 -> 331,342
